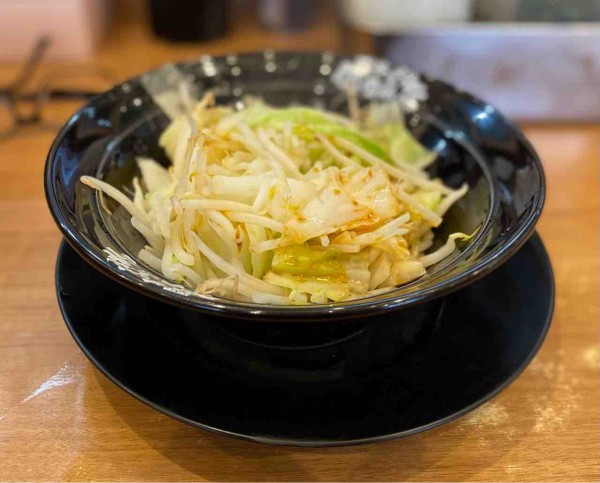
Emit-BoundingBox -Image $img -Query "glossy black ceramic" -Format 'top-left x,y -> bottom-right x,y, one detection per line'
56,233 -> 554,445
45,52 -> 545,320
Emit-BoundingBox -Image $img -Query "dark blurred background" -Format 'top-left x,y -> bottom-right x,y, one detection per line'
0,0 -> 598,121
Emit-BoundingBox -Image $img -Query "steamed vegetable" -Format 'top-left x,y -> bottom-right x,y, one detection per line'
80,94 -> 469,304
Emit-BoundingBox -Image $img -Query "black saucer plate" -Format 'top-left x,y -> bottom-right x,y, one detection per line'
56,233 -> 554,446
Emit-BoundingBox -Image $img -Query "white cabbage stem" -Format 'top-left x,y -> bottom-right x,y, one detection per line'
316,134 -> 355,168
395,187 -> 443,227
334,137 -> 452,193
256,128 -> 301,176
355,213 -> 410,245
418,233 -> 471,267
180,198 -> 255,212
226,212 -> 284,233
188,231 -> 284,295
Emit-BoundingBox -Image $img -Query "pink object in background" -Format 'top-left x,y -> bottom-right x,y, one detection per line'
0,0 -> 110,61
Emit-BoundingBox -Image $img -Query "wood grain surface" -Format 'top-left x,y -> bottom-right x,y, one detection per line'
0,1 -> 598,481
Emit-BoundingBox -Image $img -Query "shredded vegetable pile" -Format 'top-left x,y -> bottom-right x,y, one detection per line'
81,94 -> 469,305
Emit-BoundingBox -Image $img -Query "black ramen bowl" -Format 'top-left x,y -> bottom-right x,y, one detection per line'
45,52 -> 545,322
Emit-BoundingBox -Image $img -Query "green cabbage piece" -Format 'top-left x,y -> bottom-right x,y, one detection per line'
245,105 -> 393,164
413,190 -> 442,211
268,245 -> 372,302
311,124 -> 392,163
366,123 -> 431,165
271,245 -> 347,280
263,271 -> 350,302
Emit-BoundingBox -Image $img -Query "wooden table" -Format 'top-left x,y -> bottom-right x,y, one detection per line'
0,2 -> 598,481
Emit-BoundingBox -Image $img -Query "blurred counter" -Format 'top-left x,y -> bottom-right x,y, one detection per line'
0,1 -> 597,480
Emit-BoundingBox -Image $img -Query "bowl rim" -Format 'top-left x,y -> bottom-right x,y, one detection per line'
44,51 -> 546,320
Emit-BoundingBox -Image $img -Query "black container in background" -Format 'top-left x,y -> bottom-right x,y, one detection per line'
258,0 -> 318,31
148,0 -> 228,42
